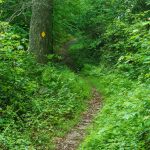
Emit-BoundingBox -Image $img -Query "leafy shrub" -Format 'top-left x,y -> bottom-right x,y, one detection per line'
79,67 -> 150,150
0,22 -> 90,149
116,20 -> 150,80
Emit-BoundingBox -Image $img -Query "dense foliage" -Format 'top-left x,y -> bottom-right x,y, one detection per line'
0,22 -> 90,149
0,0 -> 150,149
79,66 -> 150,149
69,0 -> 150,78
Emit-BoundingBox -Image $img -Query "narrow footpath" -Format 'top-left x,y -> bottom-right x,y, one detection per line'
55,88 -> 102,150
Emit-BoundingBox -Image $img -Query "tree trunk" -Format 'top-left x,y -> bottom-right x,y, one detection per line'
29,0 -> 53,63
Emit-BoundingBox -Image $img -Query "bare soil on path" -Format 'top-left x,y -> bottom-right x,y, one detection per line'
55,88 -> 102,150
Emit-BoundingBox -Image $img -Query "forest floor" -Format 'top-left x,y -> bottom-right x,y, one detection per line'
57,39 -> 78,70
54,40 -> 103,150
55,88 -> 102,150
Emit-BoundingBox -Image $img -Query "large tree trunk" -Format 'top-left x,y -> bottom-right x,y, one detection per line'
29,0 -> 53,63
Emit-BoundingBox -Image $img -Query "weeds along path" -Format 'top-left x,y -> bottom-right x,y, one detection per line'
55,88 -> 102,150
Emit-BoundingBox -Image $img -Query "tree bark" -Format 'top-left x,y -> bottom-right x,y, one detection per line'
29,0 -> 53,63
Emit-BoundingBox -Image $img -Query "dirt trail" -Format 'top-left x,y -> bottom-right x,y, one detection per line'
55,88 -> 102,150
57,39 -> 77,70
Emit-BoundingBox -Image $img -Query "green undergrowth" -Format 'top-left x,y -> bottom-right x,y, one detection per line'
79,65 -> 150,150
0,22 -> 91,150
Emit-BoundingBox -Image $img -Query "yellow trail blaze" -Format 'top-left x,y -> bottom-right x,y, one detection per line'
41,32 -> 46,38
